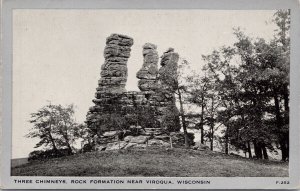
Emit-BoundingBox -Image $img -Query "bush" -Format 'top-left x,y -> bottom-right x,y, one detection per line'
81,143 -> 95,153
172,132 -> 195,147
28,148 -> 71,161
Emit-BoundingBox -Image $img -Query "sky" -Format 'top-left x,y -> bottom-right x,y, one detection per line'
12,9 -> 277,158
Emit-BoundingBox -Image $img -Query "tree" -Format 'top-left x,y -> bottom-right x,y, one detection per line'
230,22 -> 290,160
199,47 -> 237,151
54,104 -> 78,154
72,123 -> 94,150
197,9 -> 290,158
158,56 -> 191,148
272,9 -> 290,161
26,103 -> 81,154
187,73 -> 210,144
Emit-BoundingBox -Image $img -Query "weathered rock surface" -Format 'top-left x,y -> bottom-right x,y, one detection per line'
137,43 -> 159,92
192,141 -> 209,151
98,34 -> 134,94
106,141 -> 128,151
124,142 -> 138,149
148,139 -> 170,147
92,132 -> 193,152
129,135 -> 149,144
158,48 -> 179,91
103,131 -> 117,137
86,35 -> 184,150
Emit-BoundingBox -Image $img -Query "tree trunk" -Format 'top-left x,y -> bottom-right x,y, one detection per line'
286,134 -> 289,160
63,121 -> 73,154
48,132 -> 58,152
225,130 -> 229,154
48,104 -> 58,153
283,85 -> 289,113
210,97 -> 214,151
274,93 -> 282,127
169,136 -> 173,149
62,133 -> 73,154
247,141 -> 252,158
283,85 -> 289,161
280,140 -> 288,161
183,128 -> 189,148
274,91 -> 287,161
200,94 -> 205,144
200,121 -> 204,144
210,122 -> 214,151
253,141 -> 262,159
178,89 -> 189,148
262,146 -> 269,160
66,141 -> 73,155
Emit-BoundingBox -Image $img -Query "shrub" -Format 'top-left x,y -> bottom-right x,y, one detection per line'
28,148 -> 71,161
81,143 -> 95,153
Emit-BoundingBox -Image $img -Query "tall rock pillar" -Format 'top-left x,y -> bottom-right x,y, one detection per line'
136,43 -> 159,93
86,34 -> 134,133
156,48 -> 181,132
97,34 -> 134,94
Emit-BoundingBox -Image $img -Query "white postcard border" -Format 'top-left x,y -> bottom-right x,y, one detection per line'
1,0 -> 300,189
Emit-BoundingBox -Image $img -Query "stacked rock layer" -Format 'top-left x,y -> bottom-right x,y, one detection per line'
158,48 -> 179,92
97,34 -> 133,94
154,48 -> 180,129
136,43 -> 159,93
86,34 -> 133,130
86,34 -> 181,142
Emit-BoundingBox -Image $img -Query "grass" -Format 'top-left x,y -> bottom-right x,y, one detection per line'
11,157 -> 28,168
11,147 -> 288,177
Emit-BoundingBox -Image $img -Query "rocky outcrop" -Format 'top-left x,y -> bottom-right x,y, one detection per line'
98,34 -> 133,94
155,48 -> 181,131
92,130 -> 193,152
86,34 -> 185,150
136,43 -> 159,93
86,34 -> 133,131
158,48 -> 179,92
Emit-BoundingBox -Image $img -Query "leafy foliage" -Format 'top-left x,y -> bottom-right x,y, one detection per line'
188,10 -> 290,160
26,103 -> 85,155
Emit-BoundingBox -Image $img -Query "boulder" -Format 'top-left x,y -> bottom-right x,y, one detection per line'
148,139 -> 170,147
95,145 -> 106,151
129,125 -> 142,129
106,141 -> 128,151
124,142 -> 138,149
143,43 -> 157,50
193,141 -> 209,150
106,34 -> 134,46
132,144 -> 147,148
138,80 -> 157,91
154,135 -> 169,141
129,136 -> 149,144
103,131 -> 117,137
124,135 -> 134,142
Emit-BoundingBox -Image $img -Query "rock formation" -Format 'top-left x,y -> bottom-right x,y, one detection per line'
98,33 -> 133,94
86,34 -> 133,132
158,48 -> 179,92
154,48 -> 181,131
86,34 -> 187,151
136,43 -> 159,93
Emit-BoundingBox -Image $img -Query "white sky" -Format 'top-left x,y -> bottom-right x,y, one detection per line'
12,9 -> 277,158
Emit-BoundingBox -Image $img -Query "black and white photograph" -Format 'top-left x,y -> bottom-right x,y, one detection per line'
2,0 -> 300,189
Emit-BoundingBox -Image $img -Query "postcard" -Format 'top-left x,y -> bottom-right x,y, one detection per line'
1,0 -> 300,189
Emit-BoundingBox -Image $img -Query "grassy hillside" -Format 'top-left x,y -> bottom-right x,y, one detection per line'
11,147 -> 288,177
11,158 -> 28,168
